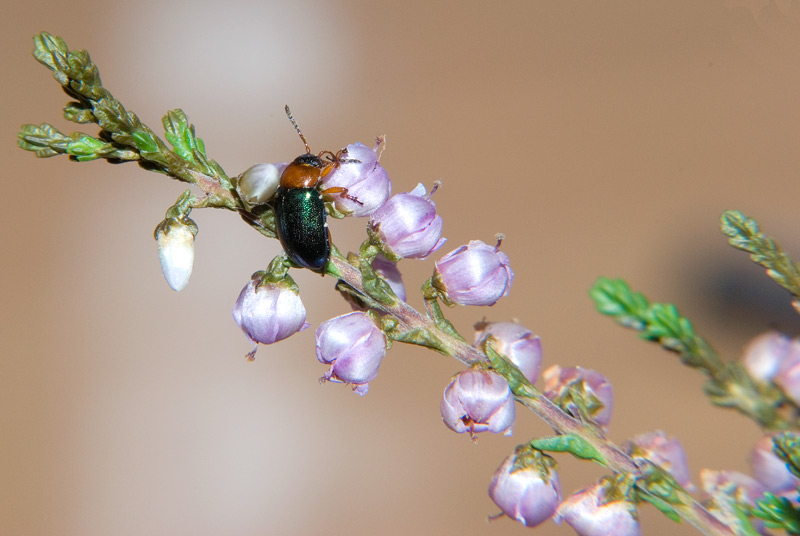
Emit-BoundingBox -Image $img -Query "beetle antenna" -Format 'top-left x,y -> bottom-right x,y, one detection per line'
284,105 -> 311,154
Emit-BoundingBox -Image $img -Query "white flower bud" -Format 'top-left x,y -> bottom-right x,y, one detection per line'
155,222 -> 195,291
237,163 -> 282,208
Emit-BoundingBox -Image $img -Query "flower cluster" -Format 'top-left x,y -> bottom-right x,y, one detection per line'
483,330 -> 800,534
130,132 -> 761,534
226,134 -> 655,532
224,139 -> 519,402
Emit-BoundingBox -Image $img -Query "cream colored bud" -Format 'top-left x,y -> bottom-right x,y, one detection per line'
237,163 -> 281,208
156,223 -> 195,291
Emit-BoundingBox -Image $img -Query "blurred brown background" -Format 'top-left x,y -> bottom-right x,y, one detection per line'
3,1 -> 800,535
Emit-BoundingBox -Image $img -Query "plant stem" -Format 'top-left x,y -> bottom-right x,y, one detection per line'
328,254 -> 485,364
326,255 -> 737,536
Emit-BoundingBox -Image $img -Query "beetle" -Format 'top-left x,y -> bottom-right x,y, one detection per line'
274,106 -> 358,272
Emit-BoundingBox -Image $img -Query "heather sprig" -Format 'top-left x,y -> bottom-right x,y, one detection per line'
18,32 -> 237,209
721,210 -> 800,314
590,210 -> 800,531
590,278 -> 788,429
590,277 -> 720,370
20,31 -> 799,536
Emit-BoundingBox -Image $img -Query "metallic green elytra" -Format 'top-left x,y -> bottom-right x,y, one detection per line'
274,178 -> 329,272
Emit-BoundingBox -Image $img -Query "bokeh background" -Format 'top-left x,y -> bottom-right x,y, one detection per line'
3,1 -> 800,535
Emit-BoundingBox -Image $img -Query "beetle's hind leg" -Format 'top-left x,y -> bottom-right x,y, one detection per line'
321,185 -> 364,206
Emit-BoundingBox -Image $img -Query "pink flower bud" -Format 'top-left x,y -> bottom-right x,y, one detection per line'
474,322 -> 542,384
700,469 -> 767,506
322,142 -> 391,217
555,482 -> 641,536
700,470 -> 769,534
543,366 -> 613,427
440,368 -> 516,436
232,276 -> 309,346
433,240 -> 513,306
775,339 -> 800,404
749,434 -> 800,499
742,331 -> 793,384
489,449 -> 561,527
626,431 -> 693,490
372,254 -> 406,302
341,255 -> 407,313
315,312 -> 387,396
369,183 -> 446,259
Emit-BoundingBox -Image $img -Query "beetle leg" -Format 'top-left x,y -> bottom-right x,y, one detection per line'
320,150 -> 338,164
333,148 -> 361,165
319,149 -> 361,178
321,186 -> 364,206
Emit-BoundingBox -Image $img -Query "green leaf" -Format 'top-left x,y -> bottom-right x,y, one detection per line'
92,97 -> 136,140
32,32 -> 68,72
589,277 -> 649,329
17,123 -> 66,158
773,433 -> 800,480
17,123 -> 139,161
731,504 -> 767,536
385,326 -> 449,355
483,342 -> 531,395
67,135 -> 106,161
753,492 -> 800,533
132,130 -> 159,154
721,210 -> 800,312
159,109 -> 229,187
637,493 -> 681,523
163,109 -> 200,163
530,434 -> 608,465
634,461 -> 682,508
642,304 -> 687,346
359,258 -> 400,306
64,101 -> 95,123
